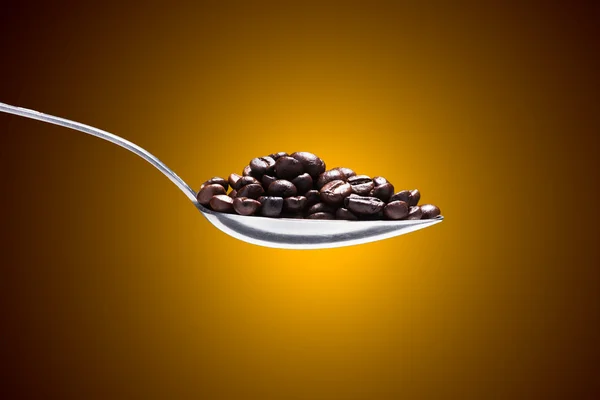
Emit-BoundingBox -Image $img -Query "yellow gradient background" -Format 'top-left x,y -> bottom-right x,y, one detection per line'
2,2 -> 599,399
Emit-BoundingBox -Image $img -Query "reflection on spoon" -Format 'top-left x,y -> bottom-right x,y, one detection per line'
0,101 -> 443,249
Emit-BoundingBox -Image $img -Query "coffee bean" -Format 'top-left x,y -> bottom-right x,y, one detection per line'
320,180 -> 352,205
345,195 -> 385,215
269,152 -> 289,160
333,167 -> 356,179
249,156 -> 276,177
233,176 -> 260,190
291,173 -> 313,194
237,183 -> 264,199
243,165 -> 253,176
307,212 -> 335,220
210,195 -> 234,213
373,176 -> 389,186
258,196 -> 284,217
200,177 -> 228,191
316,169 -> 346,189
336,208 -> 358,220
233,197 -> 262,216
420,204 -> 440,219
390,190 -> 411,203
370,182 -> 394,202
305,190 -> 321,208
274,156 -> 304,180
261,175 -> 277,190
347,175 -> 374,195
281,212 -> 305,219
283,196 -> 307,212
290,152 -> 326,178
409,189 -> 420,206
197,184 -> 226,205
307,202 -> 336,215
267,180 -> 298,198
383,200 -> 409,220
229,189 -> 237,198
228,173 -> 242,189
406,206 -> 423,220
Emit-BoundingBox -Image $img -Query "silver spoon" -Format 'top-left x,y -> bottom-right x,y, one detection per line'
1,101 -> 443,249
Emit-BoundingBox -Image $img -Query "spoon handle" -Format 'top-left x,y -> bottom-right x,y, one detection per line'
0,101 -> 199,205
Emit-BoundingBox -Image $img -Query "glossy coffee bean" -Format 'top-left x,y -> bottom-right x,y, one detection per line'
345,195 -> 385,215
258,196 -> 284,217
233,176 -> 260,190
283,196 -> 307,212
373,176 -> 389,186
307,212 -> 335,220
243,165 -> 253,176
274,156 -> 304,180
233,197 -> 262,216
269,152 -> 288,160
336,208 -> 358,220
228,173 -> 242,189
290,152 -> 326,178
305,190 -> 321,208
237,183 -> 264,199
406,206 -> 423,220
316,169 -> 346,189
409,189 -> 421,206
197,184 -> 226,205
249,156 -> 276,176
370,182 -> 394,202
390,190 -> 411,203
210,195 -> 234,212
291,173 -> 313,194
347,175 -> 374,195
261,175 -> 277,190
267,180 -> 298,198
333,167 -> 356,179
320,180 -> 352,205
200,177 -> 228,191
383,200 -> 409,220
420,204 -> 441,219
228,189 -> 237,198
307,202 -> 336,215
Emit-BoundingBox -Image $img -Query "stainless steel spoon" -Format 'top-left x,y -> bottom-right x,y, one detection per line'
1,101 -> 443,249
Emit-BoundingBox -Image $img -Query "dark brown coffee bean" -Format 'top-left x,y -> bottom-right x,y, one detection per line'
347,175 -> 374,195
228,173 -> 242,189
409,189 -> 421,206
307,212 -> 335,220
233,197 -> 261,216
237,183 -> 264,199
233,176 -> 260,190
307,202 -> 336,215
261,175 -> 277,190
420,204 -> 441,219
200,177 -> 228,191
320,180 -> 352,205
316,169 -> 346,189
305,190 -> 321,208
267,180 -> 298,198
210,194 -> 234,213
336,208 -> 358,220
333,167 -> 356,179
406,206 -> 423,220
281,212 -> 305,219
269,152 -> 288,160
383,200 -> 409,220
373,176 -> 388,186
291,173 -> 313,194
274,156 -> 304,180
390,190 -> 411,203
229,189 -> 237,198
197,184 -> 226,205
290,152 -> 326,178
258,196 -> 284,217
370,182 -> 394,202
249,156 -> 276,176
283,196 -> 307,212
345,195 -> 385,215
243,165 -> 253,176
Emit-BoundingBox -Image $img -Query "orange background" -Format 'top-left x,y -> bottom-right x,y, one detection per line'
2,1 -> 599,399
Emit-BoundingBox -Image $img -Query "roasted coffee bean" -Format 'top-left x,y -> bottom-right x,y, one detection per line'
373,176 -> 388,186
258,196 -> 284,217
229,189 -> 237,198
307,212 -> 335,220
383,200 -> 409,220
347,175 -> 374,195
274,156 -> 304,180
345,195 -> 385,215
307,202 -> 336,215
305,190 -> 321,208
291,173 -> 313,194
243,165 -> 253,176
233,197 -> 261,216
200,177 -> 228,191
237,183 -> 264,199
233,176 -> 260,190
267,180 -> 298,198
316,169 -> 346,189
406,206 -> 423,220
228,173 -> 242,189
333,167 -> 356,179
269,152 -> 288,160
210,195 -> 234,212
336,208 -> 358,220
290,152 -> 326,178
283,196 -> 307,212
261,175 -> 277,190
249,156 -> 276,176
420,204 -> 441,219
409,189 -> 420,206
197,184 -> 226,205
371,183 -> 394,202
320,180 -> 352,205
390,190 -> 411,203
281,212 -> 305,219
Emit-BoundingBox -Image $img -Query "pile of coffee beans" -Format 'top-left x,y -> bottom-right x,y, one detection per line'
197,152 -> 441,221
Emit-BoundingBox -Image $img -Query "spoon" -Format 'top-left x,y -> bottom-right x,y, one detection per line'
1,101 -> 443,249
